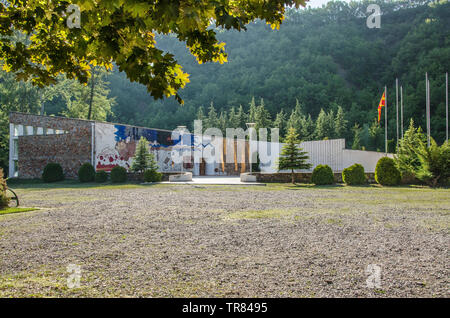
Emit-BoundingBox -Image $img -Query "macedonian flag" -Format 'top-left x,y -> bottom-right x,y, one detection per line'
378,91 -> 386,122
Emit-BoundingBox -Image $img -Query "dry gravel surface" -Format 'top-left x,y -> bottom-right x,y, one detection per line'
0,183 -> 448,297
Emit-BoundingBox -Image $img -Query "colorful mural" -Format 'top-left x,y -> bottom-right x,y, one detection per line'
94,123 -> 196,172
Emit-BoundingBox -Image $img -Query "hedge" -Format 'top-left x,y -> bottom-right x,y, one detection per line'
110,166 -> 127,183
375,157 -> 401,186
311,164 -> 334,185
42,163 -> 64,183
78,163 -> 95,182
342,163 -> 366,185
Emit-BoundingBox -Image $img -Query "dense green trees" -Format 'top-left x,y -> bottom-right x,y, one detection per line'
104,0 -> 448,145
1,1 -> 305,104
1,1 -> 449,174
277,127 -> 312,183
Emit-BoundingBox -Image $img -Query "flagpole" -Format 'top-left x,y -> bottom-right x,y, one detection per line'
428,77 -> 431,147
401,85 -> 404,139
446,72 -> 448,142
396,78 -> 399,147
385,85 -> 388,154
426,73 -> 430,147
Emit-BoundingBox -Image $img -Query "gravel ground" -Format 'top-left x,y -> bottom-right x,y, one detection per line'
0,183 -> 448,297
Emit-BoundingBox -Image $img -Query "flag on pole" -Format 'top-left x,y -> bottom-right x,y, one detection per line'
378,91 -> 386,122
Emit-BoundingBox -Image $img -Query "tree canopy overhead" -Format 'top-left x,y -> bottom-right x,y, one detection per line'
0,0 -> 306,103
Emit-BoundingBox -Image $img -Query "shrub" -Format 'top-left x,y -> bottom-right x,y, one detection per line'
311,164 -> 334,185
42,163 -> 64,183
110,166 -> 127,183
0,168 -> 9,209
95,170 -> 108,183
375,157 -> 401,186
144,169 -> 162,182
342,163 -> 366,185
415,140 -> 450,187
78,163 -> 95,182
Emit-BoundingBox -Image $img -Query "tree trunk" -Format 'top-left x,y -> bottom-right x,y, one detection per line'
291,169 -> 295,184
87,69 -> 96,120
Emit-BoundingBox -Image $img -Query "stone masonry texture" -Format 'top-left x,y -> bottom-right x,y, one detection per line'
10,112 -> 92,179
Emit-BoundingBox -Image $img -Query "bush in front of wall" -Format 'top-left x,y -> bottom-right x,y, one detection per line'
110,166 -> 127,183
78,163 -> 96,182
342,163 -> 366,185
311,164 -> 334,185
42,163 -> 64,183
375,157 -> 401,186
143,169 -> 162,182
95,170 -> 108,183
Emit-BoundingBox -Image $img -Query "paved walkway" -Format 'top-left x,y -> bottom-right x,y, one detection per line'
161,176 -> 266,186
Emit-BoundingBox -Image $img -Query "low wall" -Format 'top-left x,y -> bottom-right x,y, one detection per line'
254,172 -> 376,183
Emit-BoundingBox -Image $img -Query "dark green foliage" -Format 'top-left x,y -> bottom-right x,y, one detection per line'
78,163 -> 95,183
415,140 -> 450,187
342,164 -> 366,185
143,169 -> 162,183
277,127 -> 312,183
42,163 -> 64,183
375,157 -> 401,186
110,166 -> 127,183
143,151 -> 162,182
131,137 -> 153,173
95,170 -> 108,183
0,168 -> 9,209
352,124 -> 362,150
311,165 -> 334,185
396,119 -> 426,178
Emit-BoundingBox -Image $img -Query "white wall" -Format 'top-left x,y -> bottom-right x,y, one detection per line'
343,150 -> 394,173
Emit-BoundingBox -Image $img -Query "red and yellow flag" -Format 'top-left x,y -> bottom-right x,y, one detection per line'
378,91 -> 386,122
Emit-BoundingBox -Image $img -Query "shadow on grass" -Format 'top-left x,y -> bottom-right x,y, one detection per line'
6,178 -> 162,190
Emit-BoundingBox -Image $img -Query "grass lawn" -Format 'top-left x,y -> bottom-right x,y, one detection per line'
0,180 -> 448,297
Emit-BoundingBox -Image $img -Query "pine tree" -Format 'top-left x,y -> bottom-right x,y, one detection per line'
368,118 -> 383,151
274,110 -> 287,140
396,119 -> 426,176
131,137 -> 153,173
255,98 -> 272,131
287,102 -> 303,134
299,114 -> 315,141
205,102 -> 219,129
415,139 -> 450,187
218,111 -> 228,133
248,97 -> 257,123
228,106 -> 239,128
314,109 -> 328,140
196,106 -> 206,122
351,124 -> 362,150
236,105 -> 247,129
334,106 -> 347,138
277,127 -> 312,184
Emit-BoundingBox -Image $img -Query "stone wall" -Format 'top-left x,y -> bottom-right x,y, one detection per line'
10,112 -> 93,179
254,172 -> 376,183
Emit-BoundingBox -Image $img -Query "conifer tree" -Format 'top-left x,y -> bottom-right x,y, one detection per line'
236,105 -> 248,129
334,106 -> 347,138
131,137 -> 153,173
255,98 -> 272,131
274,110 -> 287,140
277,127 -> 312,183
299,114 -> 315,141
396,119 -> 426,176
205,102 -> 219,129
351,124 -> 362,150
248,97 -> 258,123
